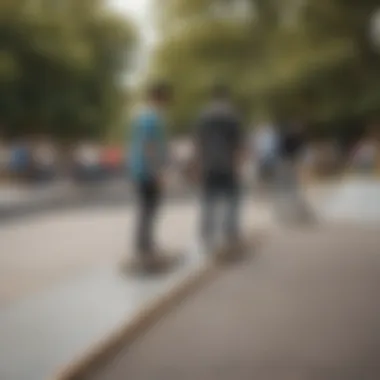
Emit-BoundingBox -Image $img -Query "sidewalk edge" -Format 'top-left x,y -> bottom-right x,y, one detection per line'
52,263 -> 216,380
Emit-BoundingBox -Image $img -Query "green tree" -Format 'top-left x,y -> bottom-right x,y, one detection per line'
0,0 -> 137,141
151,0 -> 380,137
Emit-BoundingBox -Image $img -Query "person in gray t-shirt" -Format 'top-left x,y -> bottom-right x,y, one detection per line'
193,84 -> 244,253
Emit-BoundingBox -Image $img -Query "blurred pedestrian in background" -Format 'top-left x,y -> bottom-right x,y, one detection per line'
31,137 -> 57,184
9,138 -> 31,183
128,81 -> 172,268
350,129 -> 378,174
252,120 -> 280,189
193,84 -> 244,255
275,120 -> 315,224
72,141 -> 102,183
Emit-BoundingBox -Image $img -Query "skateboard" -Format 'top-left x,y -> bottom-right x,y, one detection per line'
214,239 -> 251,265
121,249 -> 185,276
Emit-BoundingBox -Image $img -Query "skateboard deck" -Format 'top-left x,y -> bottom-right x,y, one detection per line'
121,250 -> 185,276
213,238 -> 255,265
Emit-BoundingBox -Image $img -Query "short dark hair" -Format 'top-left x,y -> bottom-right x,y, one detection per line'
211,83 -> 230,100
148,81 -> 173,103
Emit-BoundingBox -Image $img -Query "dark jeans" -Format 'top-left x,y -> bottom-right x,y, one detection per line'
200,173 -> 240,247
135,178 -> 161,255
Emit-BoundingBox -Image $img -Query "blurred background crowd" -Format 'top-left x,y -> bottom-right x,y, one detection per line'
0,128 -> 379,188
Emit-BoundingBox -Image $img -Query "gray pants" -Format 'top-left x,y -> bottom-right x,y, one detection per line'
274,160 -> 314,224
200,176 -> 240,247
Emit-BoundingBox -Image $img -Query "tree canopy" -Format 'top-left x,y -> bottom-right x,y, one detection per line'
151,0 -> 380,137
0,0 -> 137,141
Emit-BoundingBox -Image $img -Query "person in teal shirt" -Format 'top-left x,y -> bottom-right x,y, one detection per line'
129,109 -> 167,182
128,82 -> 172,263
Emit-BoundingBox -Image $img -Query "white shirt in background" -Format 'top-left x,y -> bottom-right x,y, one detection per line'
75,144 -> 100,167
252,125 -> 279,160
354,142 -> 377,164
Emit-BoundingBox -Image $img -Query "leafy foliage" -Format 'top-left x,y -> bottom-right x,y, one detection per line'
0,0 -> 137,141
151,0 -> 380,136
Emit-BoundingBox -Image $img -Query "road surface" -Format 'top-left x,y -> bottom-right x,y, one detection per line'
88,225 -> 380,380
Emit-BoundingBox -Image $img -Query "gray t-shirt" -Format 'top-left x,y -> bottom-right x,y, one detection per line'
195,101 -> 243,178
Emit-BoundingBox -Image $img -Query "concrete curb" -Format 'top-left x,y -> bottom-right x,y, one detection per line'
52,263 -> 216,380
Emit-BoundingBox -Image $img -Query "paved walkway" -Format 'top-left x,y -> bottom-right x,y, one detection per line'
321,177 -> 380,223
0,200 -> 272,305
0,199 -> 272,380
88,226 -> 380,380
1,177 -> 377,380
